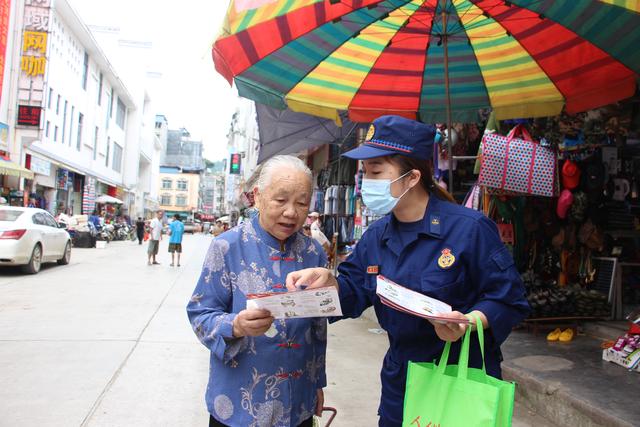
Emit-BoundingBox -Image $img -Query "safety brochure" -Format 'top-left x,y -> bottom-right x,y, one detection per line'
246,287 -> 342,319
376,275 -> 469,324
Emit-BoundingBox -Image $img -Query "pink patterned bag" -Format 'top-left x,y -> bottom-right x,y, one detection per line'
479,125 -> 557,197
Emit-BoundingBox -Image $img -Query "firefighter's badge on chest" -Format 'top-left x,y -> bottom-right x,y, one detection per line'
437,248 -> 456,269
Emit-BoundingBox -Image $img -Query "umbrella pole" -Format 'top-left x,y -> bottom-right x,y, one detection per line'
441,0 -> 454,194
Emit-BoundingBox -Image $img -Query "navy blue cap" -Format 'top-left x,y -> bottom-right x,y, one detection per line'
342,115 -> 436,161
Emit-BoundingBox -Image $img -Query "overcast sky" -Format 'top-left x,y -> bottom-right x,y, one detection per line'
69,0 -> 240,162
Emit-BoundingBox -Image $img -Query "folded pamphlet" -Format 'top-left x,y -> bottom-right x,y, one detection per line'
376,275 -> 469,324
246,287 -> 342,319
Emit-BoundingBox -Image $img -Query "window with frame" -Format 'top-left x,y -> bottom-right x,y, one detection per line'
69,106 -> 75,146
54,126 -> 58,142
45,121 -> 50,138
62,101 -> 68,143
116,98 -> 126,129
177,180 -> 188,190
109,88 -> 114,118
48,88 -> 53,109
161,178 -> 172,189
105,89 -> 112,129
112,143 -> 123,172
97,73 -> 103,105
175,195 -> 187,207
77,113 -> 84,150
56,95 -> 61,114
160,194 -> 172,206
81,52 -> 89,90
105,137 -> 110,167
93,127 -> 99,160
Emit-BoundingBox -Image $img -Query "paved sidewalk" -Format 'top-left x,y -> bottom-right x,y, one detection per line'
502,330 -> 639,427
0,234 -> 553,426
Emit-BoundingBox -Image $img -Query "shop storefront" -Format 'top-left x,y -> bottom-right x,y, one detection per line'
27,154 -> 56,213
430,100 -> 640,374
1,151 -> 34,206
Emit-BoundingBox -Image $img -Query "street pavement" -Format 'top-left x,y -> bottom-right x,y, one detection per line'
0,234 -> 553,427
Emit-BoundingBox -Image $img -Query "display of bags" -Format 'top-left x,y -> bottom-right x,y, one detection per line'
479,125 -> 557,197
403,315 -> 515,427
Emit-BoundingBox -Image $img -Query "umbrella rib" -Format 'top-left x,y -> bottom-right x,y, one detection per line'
341,0 -> 433,30
455,0 -> 549,36
262,121 -> 336,145
314,115 -> 341,139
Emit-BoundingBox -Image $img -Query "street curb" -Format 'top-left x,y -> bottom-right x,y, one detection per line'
502,364 -> 633,427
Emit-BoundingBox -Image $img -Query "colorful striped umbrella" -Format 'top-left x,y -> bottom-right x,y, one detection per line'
213,0 -> 640,126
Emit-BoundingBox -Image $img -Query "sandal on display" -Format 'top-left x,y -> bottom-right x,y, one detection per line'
547,328 -> 562,341
559,328 -> 575,342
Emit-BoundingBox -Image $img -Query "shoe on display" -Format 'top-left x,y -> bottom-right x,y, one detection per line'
559,328 -> 575,342
547,328 -> 562,341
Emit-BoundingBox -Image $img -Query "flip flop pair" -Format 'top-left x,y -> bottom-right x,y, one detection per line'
547,328 -> 574,342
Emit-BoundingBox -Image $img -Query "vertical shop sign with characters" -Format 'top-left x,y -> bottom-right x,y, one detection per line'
17,0 -> 50,109
0,0 -> 11,103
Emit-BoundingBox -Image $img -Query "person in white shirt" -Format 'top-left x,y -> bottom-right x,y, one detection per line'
308,212 -> 330,255
148,210 -> 163,266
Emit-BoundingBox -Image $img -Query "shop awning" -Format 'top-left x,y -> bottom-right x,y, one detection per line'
0,157 -> 34,179
96,194 -> 123,204
256,103 -> 361,164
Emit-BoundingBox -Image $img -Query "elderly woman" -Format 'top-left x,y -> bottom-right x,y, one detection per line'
187,155 -> 327,427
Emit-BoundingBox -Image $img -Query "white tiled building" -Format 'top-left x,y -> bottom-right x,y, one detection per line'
1,0 -> 161,217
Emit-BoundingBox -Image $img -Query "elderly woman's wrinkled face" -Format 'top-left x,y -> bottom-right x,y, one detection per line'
255,167 -> 311,242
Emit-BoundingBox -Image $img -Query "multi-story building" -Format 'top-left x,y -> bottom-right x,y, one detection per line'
84,24 -> 162,218
157,125 -> 205,219
164,127 -> 205,172
200,159 -> 225,217
158,167 -> 199,219
0,0 -> 161,217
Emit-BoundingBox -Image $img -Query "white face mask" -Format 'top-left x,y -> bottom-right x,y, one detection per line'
361,171 -> 412,215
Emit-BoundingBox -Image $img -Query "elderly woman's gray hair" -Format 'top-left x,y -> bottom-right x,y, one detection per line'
255,155 -> 312,191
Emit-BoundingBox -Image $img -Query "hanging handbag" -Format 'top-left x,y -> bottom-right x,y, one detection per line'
479,125 -> 557,197
403,315 -> 515,427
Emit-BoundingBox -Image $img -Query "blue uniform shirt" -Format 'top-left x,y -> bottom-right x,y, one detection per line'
335,196 -> 530,426
169,220 -> 184,244
187,217 -> 328,427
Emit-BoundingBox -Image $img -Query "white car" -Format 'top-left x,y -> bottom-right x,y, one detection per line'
0,206 -> 72,274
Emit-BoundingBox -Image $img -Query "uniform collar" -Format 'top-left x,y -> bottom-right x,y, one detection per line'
382,195 -> 443,255
252,215 -> 298,252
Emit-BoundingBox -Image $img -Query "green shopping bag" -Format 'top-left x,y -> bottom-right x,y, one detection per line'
403,314 -> 515,427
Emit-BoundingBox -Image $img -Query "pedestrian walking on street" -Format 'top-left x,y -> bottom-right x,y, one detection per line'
287,116 -> 530,427
168,214 -> 184,267
147,210 -> 163,266
187,155 -> 327,427
135,217 -> 145,245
